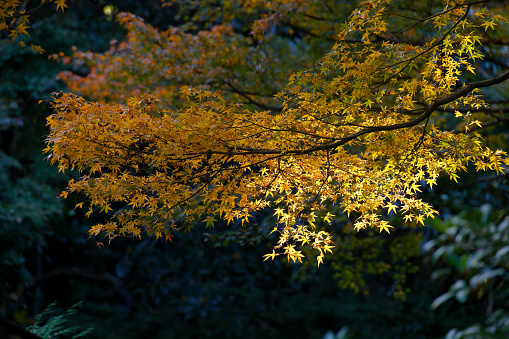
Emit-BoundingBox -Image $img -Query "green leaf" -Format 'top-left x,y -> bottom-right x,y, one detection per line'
427,217 -> 451,233
431,291 -> 454,310
469,268 -> 505,288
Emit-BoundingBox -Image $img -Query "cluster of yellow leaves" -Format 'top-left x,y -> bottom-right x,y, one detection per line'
0,0 -> 67,52
45,0 -> 509,265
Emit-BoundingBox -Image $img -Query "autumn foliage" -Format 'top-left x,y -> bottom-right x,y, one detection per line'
44,0 -> 509,265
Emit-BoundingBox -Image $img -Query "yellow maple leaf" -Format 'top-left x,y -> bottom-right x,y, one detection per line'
385,202 -> 398,214
263,250 -> 277,261
55,0 -> 68,11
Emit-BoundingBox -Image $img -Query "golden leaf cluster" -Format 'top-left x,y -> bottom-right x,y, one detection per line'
44,0 -> 509,264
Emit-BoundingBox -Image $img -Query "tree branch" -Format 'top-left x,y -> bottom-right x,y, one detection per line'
228,70 -> 509,156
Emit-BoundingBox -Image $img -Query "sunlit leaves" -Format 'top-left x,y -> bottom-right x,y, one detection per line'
44,0 -> 509,265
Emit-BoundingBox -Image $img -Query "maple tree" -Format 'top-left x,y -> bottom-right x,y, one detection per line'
44,0 -> 509,265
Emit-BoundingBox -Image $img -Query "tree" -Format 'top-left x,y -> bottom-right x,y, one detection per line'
44,0 -> 509,265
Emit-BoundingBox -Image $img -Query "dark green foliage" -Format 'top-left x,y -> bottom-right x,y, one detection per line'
26,301 -> 93,338
425,205 -> 509,338
0,0 -> 124,323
